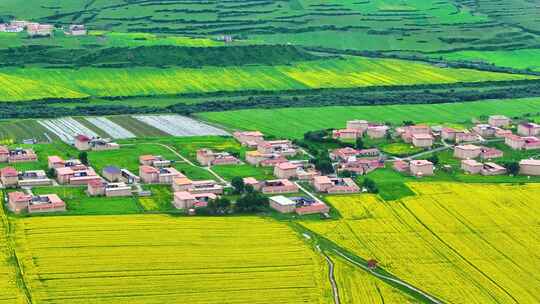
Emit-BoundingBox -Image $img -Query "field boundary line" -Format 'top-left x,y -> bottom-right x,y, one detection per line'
0,200 -> 32,304
332,249 -> 443,304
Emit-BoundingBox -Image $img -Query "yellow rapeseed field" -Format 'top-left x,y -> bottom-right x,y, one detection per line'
302,183 -> 540,303
0,201 -> 26,303
330,255 -> 417,303
14,215 -> 332,304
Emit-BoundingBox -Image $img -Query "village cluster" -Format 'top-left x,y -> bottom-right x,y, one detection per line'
332,115 -> 540,177
0,20 -> 86,36
2,114 -> 540,216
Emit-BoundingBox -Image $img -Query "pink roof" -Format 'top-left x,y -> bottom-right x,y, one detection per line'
236,131 -> 264,137
174,177 -> 193,185
174,191 -> 195,200
520,159 -> 540,166
140,165 -> 159,174
243,177 -> 258,185
75,134 -> 90,142
48,155 -> 64,163
276,162 -> 298,170
412,134 -> 433,140
505,134 -> 523,141
0,166 -> 18,177
442,127 -> 457,133
410,160 -> 433,166
9,191 -> 31,203
313,175 -> 332,184
296,203 -> 329,214
87,179 -> 105,188
0,146 -> 8,154
139,155 -> 157,161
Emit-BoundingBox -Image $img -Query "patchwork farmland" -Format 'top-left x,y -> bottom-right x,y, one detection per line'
302,183 -> 540,303
14,215 -> 331,304
31,115 -> 228,143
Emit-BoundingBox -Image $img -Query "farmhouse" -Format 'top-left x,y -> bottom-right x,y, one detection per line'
55,165 -> 101,185
312,176 -> 360,194
519,159 -> 540,176
243,177 -> 261,191
505,135 -> 540,150
366,125 -> 389,139
0,147 -> 38,163
455,131 -> 477,143
269,195 -> 297,213
257,140 -> 297,156
139,166 -> 183,184
172,177 -> 224,195
454,144 -> 482,159
473,124 -> 497,138
261,179 -> 298,194
173,191 -> 217,209
412,134 -> 433,148
461,159 -> 482,174
18,170 -> 52,187
393,160 -> 410,173
66,24 -> 87,36
74,135 -> 119,151
87,181 -> 132,197
346,120 -> 369,132
8,192 -> 66,214
410,160 -> 434,176
233,131 -> 265,148
401,125 -> 431,143
27,23 -> 54,36
47,156 -> 81,169
102,166 -> 122,182
480,147 -> 503,160
196,149 -> 240,166
0,167 -> 18,187
245,151 -> 287,167
441,128 -> 458,141
332,128 -> 361,140
495,129 -> 513,138
337,159 -> 383,175
269,195 -> 330,215
488,115 -> 511,127
139,155 -> 171,168
481,162 -> 506,176
273,162 -> 299,179
517,123 -> 540,136
330,147 -> 359,162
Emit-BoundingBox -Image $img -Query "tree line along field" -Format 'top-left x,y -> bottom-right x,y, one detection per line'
0,56 -> 532,102
434,49 -> 540,72
12,215 -> 333,304
198,96 -> 540,139
301,182 -> 540,304
0,0 -> 538,54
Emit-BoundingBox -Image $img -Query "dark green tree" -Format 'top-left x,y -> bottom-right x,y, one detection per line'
505,162 -> 520,175
79,151 -> 88,165
355,137 -> 364,150
362,178 -> 379,193
231,176 -> 245,194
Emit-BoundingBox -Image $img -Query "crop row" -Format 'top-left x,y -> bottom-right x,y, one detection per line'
38,117 -> 99,143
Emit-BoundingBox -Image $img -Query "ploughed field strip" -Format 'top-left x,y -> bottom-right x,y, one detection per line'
14,215 -> 330,304
302,183 -> 540,303
36,115 -> 229,143
84,117 -> 135,139
133,115 -> 229,137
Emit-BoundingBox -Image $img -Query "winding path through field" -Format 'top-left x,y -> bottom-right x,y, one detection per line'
322,251 -> 341,304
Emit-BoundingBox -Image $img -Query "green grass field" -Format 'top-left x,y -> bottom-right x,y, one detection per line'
31,186 -> 142,215
437,49 -> 540,71
0,56 -> 531,102
199,97 -> 540,139
211,164 -> 274,182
